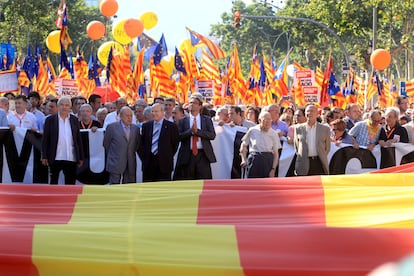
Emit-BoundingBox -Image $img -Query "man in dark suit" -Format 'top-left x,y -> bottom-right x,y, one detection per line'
174,93 -> 216,180
103,106 -> 140,184
139,103 -> 179,182
41,96 -> 84,184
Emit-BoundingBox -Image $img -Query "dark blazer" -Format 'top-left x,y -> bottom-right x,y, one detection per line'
139,119 -> 179,174
42,113 -> 84,165
176,115 -> 216,166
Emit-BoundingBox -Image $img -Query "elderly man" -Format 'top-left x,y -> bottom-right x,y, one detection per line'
134,99 -> 148,128
139,103 -> 179,182
104,106 -> 140,184
263,104 -> 288,136
240,111 -> 280,178
294,104 -> 331,176
41,97 -> 84,184
349,109 -> 382,150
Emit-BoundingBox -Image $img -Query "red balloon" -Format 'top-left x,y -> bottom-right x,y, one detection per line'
86,21 -> 106,40
99,0 -> 118,17
124,18 -> 144,38
370,49 -> 391,70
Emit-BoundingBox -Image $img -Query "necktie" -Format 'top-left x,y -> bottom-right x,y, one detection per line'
192,117 -> 199,156
151,122 -> 160,154
125,126 -> 130,142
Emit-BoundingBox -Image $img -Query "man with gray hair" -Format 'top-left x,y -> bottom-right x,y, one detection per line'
41,96 -> 84,184
139,103 -> 179,182
349,109 -> 382,150
104,106 -> 141,184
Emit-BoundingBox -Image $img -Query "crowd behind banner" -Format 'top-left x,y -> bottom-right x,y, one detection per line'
1,126 -> 414,184
1,91 -> 414,184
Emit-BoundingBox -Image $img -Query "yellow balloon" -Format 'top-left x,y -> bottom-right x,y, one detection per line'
46,30 -> 61,54
179,38 -> 196,55
112,19 -> 133,45
160,53 -> 175,76
139,11 -> 158,30
97,41 -> 125,66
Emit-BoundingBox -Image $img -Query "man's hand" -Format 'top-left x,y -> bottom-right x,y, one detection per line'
41,159 -> 48,166
191,120 -> 198,134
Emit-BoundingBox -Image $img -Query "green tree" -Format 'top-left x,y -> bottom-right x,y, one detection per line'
210,0 -> 414,79
0,0 -> 104,61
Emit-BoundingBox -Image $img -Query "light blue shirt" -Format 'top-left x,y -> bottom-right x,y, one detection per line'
0,109 -> 7,127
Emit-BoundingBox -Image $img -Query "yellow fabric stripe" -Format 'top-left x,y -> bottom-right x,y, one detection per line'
323,173 -> 414,228
32,181 -> 244,276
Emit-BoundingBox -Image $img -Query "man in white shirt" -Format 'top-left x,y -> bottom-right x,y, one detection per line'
41,96 -> 84,184
294,104 -> 331,176
7,95 -> 38,131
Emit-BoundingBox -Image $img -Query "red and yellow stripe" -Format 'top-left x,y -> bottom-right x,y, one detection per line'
2,174 -> 414,275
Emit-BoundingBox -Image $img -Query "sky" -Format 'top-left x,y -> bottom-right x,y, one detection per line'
114,0 -> 251,52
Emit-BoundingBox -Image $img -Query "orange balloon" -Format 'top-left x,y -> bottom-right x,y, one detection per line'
370,49 -> 391,70
86,21 -> 106,40
124,18 -> 144,38
99,0 -> 118,17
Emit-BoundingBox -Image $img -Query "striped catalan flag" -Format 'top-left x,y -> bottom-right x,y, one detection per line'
186,27 -> 226,59
406,79 -> 414,97
17,70 -> 31,88
3,173 -> 414,275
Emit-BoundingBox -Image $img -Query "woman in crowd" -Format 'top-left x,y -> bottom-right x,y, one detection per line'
240,111 -> 281,178
245,106 -> 260,124
330,119 -> 357,147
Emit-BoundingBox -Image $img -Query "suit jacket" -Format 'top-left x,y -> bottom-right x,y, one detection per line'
42,113 -> 84,164
139,119 -> 179,174
103,121 -> 140,176
176,115 -> 216,166
294,122 -> 331,176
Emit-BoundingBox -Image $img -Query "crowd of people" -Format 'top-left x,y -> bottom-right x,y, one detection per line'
0,90 -> 413,184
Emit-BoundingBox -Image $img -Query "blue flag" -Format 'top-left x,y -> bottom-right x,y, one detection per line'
328,72 -> 341,96
174,47 -> 187,75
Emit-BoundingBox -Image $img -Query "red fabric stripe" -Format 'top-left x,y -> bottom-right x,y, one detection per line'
197,177 -> 414,275
197,177 -> 326,226
0,184 -> 83,276
235,226 -> 414,276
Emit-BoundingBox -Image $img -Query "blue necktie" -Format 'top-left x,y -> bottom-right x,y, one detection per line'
151,122 -> 160,154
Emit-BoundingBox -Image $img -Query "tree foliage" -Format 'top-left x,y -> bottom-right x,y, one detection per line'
210,0 -> 414,79
0,0 -> 104,59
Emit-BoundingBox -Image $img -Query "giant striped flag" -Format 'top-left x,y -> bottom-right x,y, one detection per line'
3,172 -> 414,275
